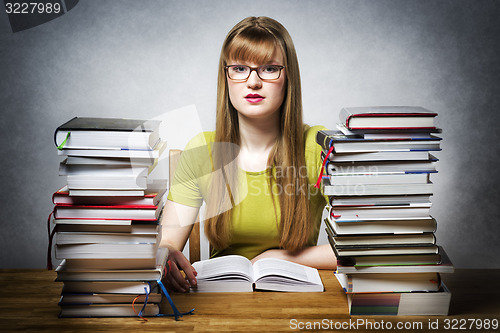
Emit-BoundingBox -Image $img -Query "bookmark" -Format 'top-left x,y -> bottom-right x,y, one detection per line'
156,279 -> 195,320
57,132 -> 70,150
314,145 -> 335,189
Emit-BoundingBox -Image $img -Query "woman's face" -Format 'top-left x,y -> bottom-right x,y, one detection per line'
226,49 -> 286,121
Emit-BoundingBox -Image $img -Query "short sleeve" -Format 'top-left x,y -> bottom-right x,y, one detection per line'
167,132 -> 215,208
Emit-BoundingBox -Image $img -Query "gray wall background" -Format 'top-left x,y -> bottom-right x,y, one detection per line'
1,0 -> 499,268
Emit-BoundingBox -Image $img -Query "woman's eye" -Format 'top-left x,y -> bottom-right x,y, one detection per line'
232,66 -> 248,73
262,65 -> 279,73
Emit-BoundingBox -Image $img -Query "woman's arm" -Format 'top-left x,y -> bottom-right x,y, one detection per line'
160,199 -> 200,292
250,244 -> 337,270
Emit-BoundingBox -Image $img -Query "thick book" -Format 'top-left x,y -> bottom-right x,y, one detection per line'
58,140 -> 166,159
344,283 -> 451,315
58,292 -> 162,305
328,204 -> 432,220
335,272 -> 441,293
52,185 -> 166,206
55,231 -> 159,245
53,203 -> 162,221
339,106 -> 437,130
61,280 -> 157,294
191,255 -> 324,293
59,303 -> 160,318
322,179 -> 434,196
59,159 -> 158,177
55,243 -> 158,259
324,215 -> 437,235
316,130 -> 441,154
54,117 -> 161,150
329,194 -> 432,207
55,222 -> 159,234
336,122 -> 442,137
327,173 -> 430,186
63,251 -> 165,270
336,247 -> 454,274
65,156 -> 157,166
325,224 -> 438,257
321,150 -> 430,163
325,158 -> 438,175
329,232 -> 436,247
316,130 -> 441,153
55,248 -> 168,281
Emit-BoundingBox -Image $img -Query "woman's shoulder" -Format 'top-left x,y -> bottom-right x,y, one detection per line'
303,124 -> 327,149
184,131 -> 216,149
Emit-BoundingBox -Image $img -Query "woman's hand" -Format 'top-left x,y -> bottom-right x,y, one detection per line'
163,246 -> 197,293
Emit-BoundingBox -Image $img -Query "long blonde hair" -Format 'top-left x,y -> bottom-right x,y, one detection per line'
204,16 -> 312,252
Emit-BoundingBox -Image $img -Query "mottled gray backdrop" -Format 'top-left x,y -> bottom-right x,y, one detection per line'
1,0 -> 499,268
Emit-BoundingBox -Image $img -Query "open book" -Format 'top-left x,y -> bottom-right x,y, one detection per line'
191,255 -> 324,292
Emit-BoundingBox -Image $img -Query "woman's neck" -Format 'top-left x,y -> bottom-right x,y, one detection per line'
237,112 -> 280,172
238,112 -> 280,152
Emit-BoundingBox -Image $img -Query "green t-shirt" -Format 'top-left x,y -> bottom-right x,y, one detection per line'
167,125 -> 327,259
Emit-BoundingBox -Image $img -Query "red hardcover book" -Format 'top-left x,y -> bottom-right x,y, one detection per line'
52,186 -> 165,206
53,203 -> 162,221
340,106 -> 437,130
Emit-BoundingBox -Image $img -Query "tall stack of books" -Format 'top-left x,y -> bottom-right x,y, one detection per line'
50,117 -> 169,318
317,106 -> 454,316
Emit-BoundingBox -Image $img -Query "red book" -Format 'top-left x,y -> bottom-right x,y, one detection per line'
340,106 -> 437,130
52,186 -> 165,206
53,203 -> 162,221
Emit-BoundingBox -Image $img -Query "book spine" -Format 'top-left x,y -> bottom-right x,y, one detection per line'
339,108 -> 351,129
54,117 -> 77,147
316,130 -> 333,150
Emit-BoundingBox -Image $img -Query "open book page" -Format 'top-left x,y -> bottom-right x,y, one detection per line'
192,255 -> 253,282
252,258 -> 324,292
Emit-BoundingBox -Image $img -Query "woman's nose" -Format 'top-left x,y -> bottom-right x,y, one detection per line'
246,70 -> 262,89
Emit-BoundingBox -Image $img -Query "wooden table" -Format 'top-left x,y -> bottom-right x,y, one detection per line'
0,269 -> 499,332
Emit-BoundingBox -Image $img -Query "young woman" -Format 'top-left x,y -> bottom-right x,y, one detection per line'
160,16 -> 336,293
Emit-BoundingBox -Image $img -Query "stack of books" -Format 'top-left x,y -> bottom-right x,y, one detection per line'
317,106 -> 454,316
50,117 -> 169,318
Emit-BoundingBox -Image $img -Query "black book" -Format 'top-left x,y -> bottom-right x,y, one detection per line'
54,117 -> 161,150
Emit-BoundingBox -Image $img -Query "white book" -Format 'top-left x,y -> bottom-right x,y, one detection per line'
61,281 -> 157,294
66,175 -> 148,190
191,255 -> 323,293
65,156 -> 156,166
55,243 -> 158,259
335,272 -> 441,293
58,141 -> 166,159
54,205 -> 162,220
332,140 -> 441,153
326,159 -> 437,175
322,180 -> 434,196
324,150 -> 430,162
59,303 -> 160,317
328,173 -> 429,185
59,293 -> 162,305
55,232 -> 159,245
329,194 -> 431,207
325,216 -> 437,235
330,204 -> 432,220
59,159 -> 158,177
67,180 -> 168,197
346,284 -> 451,316
55,223 -> 159,234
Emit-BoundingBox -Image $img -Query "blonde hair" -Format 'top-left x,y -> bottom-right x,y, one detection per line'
205,16 -> 312,252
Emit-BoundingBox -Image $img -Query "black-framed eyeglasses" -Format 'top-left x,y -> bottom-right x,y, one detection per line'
225,64 -> 285,81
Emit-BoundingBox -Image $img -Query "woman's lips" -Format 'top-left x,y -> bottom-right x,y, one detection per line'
245,94 -> 264,103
